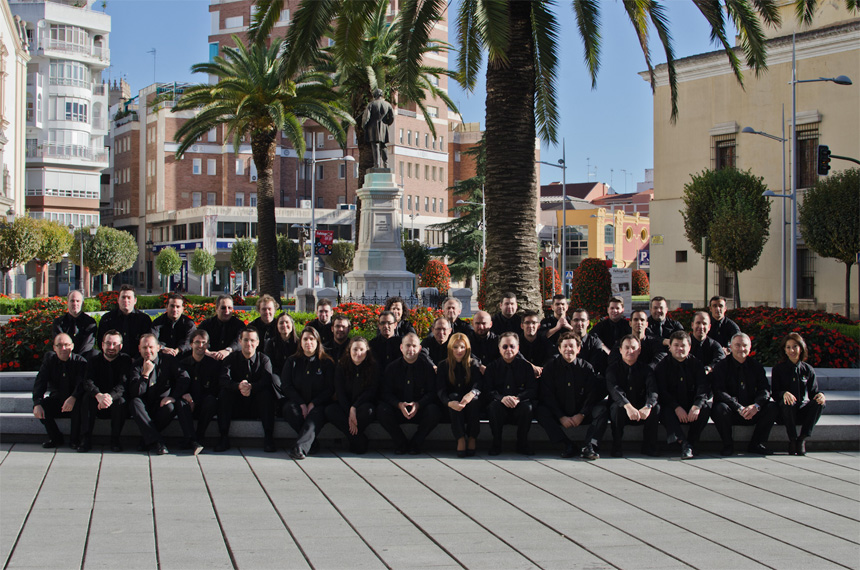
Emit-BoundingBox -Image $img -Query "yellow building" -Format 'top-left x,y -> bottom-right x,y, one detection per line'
646,3 -> 859,316
550,208 -> 650,271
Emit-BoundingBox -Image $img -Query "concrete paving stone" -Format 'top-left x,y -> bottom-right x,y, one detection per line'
751,454 -> 860,486
0,451 -> 53,563
371,543 -> 462,568
228,548 -> 311,570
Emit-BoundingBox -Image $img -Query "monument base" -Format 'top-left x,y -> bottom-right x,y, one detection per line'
344,270 -> 414,301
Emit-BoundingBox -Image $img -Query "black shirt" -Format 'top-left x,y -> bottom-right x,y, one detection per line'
654,355 -> 709,411
305,319 -> 334,350
263,335 -> 298,378
690,335 -> 726,370
129,354 -> 189,401
540,355 -> 603,418
518,333 -> 551,367
606,358 -> 658,409
179,354 -> 223,401
370,335 -> 402,372
421,335 -> 449,365
436,359 -> 483,403
198,315 -> 245,353
771,360 -> 820,405
708,317 -> 741,348
590,317 -> 631,349
381,357 -> 438,409
471,332 -> 500,366
711,355 -> 770,410
484,357 -> 538,402
220,351 -> 275,398
280,354 -> 335,406
539,315 -> 573,348
333,361 -> 377,412
646,316 -> 684,341
248,317 -> 279,346
52,312 -> 97,357
151,313 -> 196,354
80,353 -> 132,401
33,352 -> 88,406
97,309 -> 153,357
492,312 -> 522,335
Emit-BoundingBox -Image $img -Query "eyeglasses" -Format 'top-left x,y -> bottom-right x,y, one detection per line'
379,321 -> 395,326
501,344 -> 517,349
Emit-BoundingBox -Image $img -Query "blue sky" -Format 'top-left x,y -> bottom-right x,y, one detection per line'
103,0 -> 737,189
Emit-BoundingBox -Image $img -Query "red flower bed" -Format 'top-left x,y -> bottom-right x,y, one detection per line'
96,290 -> 119,310
569,258 -> 612,318
334,302 -> 441,338
540,267 -> 562,301
0,305 -> 65,371
632,269 -> 650,296
419,260 -> 451,296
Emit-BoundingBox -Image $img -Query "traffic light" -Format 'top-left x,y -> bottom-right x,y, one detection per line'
817,145 -> 831,175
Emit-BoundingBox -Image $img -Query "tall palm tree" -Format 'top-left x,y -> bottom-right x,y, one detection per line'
396,0 -> 787,311
172,36 -> 351,301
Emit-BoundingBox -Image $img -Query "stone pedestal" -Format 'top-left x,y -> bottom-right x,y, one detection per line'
345,170 -> 414,299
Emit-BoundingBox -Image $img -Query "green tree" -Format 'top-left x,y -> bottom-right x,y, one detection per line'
402,236 -> 430,277
172,35 -> 351,302
0,216 -> 38,296
86,227 -> 138,291
328,240 -> 355,289
276,234 -> 300,295
798,168 -> 860,316
231,238 -> 257,292
681,168 -> 771,306
190,248 -> 216,296
155,247 -> 183,292
33,219 -> 73,297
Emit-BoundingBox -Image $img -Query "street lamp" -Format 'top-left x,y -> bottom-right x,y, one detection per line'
305,144 -> 355,290
145,239 -> 154,293
458,189 -> 487,286
2,208 -> 14,295
538,139 -> 567,293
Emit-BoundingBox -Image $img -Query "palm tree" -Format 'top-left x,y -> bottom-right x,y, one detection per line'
172,36 -> 351,301
396,0 -> 786,311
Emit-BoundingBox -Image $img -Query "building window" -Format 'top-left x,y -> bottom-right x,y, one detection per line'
675,250 -> 688,263
796,124 -> 819,189
712,134 -> 736,170
207,127 -> 217,142
399,161 -> 404,177
440,199 -> 444,213
339,163 -> 346,179
192,159 -> 201,175
797,247 -> 815,299
565,226 -> 589,272
424,133 -> 429,148
718,266 -> 734,300
407,130 -> 411,145
235,193 -> 244,207
173,224 -> 187,241
407,163 -> 412,178
427,106 -> 438,118
249,193 -> 257,207
399,129 -> 403,144
316,164 -> 324,180
424,197 -> 429,212
236,159 -> 244,175
604,224 -> 614,246
424,165 -> 429,180
407,195 -> 412,210
317,196 -> 324,208
192,192 -> 201,207
207,192 -> 216,205
207,159 -> 217,175
190,222 -> 203,239
439,136 -> 444,148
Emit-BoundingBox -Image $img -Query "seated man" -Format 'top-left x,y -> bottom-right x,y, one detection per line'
708,295 -> 741,351
442,297 -> 475,341
537,332 -> 608,460
519,310 -> 551,369
646,296 -> 683,348
97,285 -> 153,358
216,328 -> 277,452
129,334 -> 199,455
591,296 -> 632,349
78,330 -> 132,452
378,333 -> 442,454
689,311 -> 726,372
52,290 -> 97,358
570,308 -> 609,374
470,310 -> 500,368
711,333 -> 778,456
609,310 -> 665,369
539,294 -> 574,348
655,331 -> 711,459
32,333 -> 88,449
305,298 -> 335,349
151,293 -> 196,358
198,294 -> 245,360
491,292 -> 522,335
421,316 -> 453,365
484,332 -> 538,456
370,311 -> 402,370
179,330 -> 223,444
607,335 -> 660,457
327,314 -> 352,363
248,294 -> 280,346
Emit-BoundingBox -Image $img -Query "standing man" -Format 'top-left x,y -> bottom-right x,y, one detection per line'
97,285 -> 152,357
590,297 -> 631,349
129,334 -> 199,455
609,310 -> 665,369
607,335 -> 660,457
519,310 -> 551,368
378,333 -> 442,454
78,330 -> 131,452
484,332 -> 538,456
421,316 -> 453,365
708,296 -> 741,350
370,311 -> 401,370
249,294 -> 280,346
570,308 -> 609,374
646,296 -> 683,346
537,333 -> 608,460
179,330 -> 223,445
540,294 -> 573,348
711,333 -> 778,456
151,293 -> 196,358
328,314 -> 352,362
442,297 -> 475,341
32,333 -> 87,449
362,88 -> 395,169
470,310 -> 500,367
689,311 -> 726,372
492,292 -> 521,335
198,294 -> 245,360
655,331 -> 711,459
306,298 -> 335,349
52,290 -> 97,358
216,328 -> 277,452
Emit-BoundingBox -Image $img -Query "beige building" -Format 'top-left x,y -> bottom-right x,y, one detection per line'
647,3 -> 859,316
0,0 -> 28,223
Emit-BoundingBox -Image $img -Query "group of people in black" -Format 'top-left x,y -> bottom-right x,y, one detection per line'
37,286 -> 825,459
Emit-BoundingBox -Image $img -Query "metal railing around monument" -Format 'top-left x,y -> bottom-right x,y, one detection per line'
337,290 -> 446,310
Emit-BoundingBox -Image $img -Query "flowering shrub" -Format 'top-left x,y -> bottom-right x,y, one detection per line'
332,302 -> 442,338
540,267 -> 562,301
0,305 -> 66,371
419,260 -> 451,296
96,290 -> 119,310
569,258 -> 612,318
407,306 -> 443,338
232,293 -> 245,306
477,263 -> 488,311
632,269 -> 650,296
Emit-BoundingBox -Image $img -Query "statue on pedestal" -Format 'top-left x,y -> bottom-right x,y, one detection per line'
362,89 -> 394,170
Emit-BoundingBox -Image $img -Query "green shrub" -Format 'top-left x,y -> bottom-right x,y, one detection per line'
83,298 -> 101,312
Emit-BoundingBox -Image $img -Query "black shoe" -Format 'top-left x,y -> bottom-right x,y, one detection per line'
457,449 -> 467,458
42,438 -> 62,449
110,443 -> 123,453
488,441 -> 502,456
796,438 -> 807,456
309,440 -> 320,455
263,438 -> 276,453
561,442 -> 577,459
214,438 -> 231,453
76,442 -> 92,453
611,442 -> 623,458
466,448 -> 476,457
153,443 -> 169,456
289,446 -> 306,460
190,441 -> 204,456
69,441 -> 80,451
581,444 -> 599,461
516,442 -> 534,456
681,443 -> 693,460
787,440 -> 797,455
641,445 -> 659,457
747,443 -> 773,456
394,443 -> 409,455
721,444 -> 735,456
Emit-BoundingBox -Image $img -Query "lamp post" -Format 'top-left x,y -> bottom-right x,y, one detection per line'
306,144 -> 355,289
538,140 -> 567,293
3,208 -> 14,295
457,188 -> 487,287
145,239 -> 154,293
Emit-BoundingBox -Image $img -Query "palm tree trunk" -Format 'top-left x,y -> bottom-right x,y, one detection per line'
483,1 -> 541,312
252,130 -> 281,301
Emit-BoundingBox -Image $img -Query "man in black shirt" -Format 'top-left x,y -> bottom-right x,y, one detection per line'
519,310 -> 551,368
78,330 -> 131,452
97,285 -> 152,358
590,296 -> 631,349
421,316 -> 452,365
151,293 -> 196,358
711,333 -> 778,456
328,314 -> 352,363
198,294 -> 245,360
539,294 -> 574,348
491,292 -> 521,335
570,308 -> 609,374
708,295 -> 741,350
537,332 -> 608,460
305,298 -> 334,349
52,290 -> 97,358
484,332 -> 538,456
646,296 -> 683,347
607,335 -> 660,457
609,310 -> 665,369
442,297 -> 475,341
370,311 -> 401,370
248,294 -> 280,346
655,331 -> 711,459
378,333 -> 441,454
179,330 -> 222,444
470,310 -> 499,368
32,333 -> 88,449
690,311 -> 726,372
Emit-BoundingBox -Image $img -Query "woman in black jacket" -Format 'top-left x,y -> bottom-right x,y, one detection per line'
436,333 -> 483,457
265,313 -> 298,376
326,337 -> 377,454
385,296 -> 416,337
771,333 -> 826,455
280,327 -> 335,460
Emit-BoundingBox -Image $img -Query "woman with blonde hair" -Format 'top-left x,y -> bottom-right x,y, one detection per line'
436,332 -> 483,457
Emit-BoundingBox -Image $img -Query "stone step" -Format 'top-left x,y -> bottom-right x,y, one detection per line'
0,373 -> 37,392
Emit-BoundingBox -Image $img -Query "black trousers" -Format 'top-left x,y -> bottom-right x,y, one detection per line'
711,401 -> 778,447
660,402 -> 711,445
38,395 -> 81,444
194,394 -> 219,440
282,402 -> 327,454
80,396 -> 126,443
132,396 -> 195,446
325,402 -> 375,446
778,400 -> 824,441
377,402 -> 441,447
219,388 -> 276,440
486,399 -> 534,444
446,401 -> 482,440
536,402 -> 609,447
610,402 -> 661,449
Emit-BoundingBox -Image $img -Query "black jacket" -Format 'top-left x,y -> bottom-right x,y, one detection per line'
179,354 -> 223,401
771,360 -> 820,405
708,317 -> 741,348
97,309 -> 152,357
590,317 -> 632,350
129,353 -> 189,401
436,359 -> 483,404
518,333 -> 552,367
280,354 -> 335,406
248,317 -> 279,346
711,355 -> 770,410
483,357 -> 538,402
471,332 -> 500,366
151,313 -> 196,354
606,358 -> 658,409
609,334 -> 665,370
690,335 -> 726,370
421,335 -> 449,365
381,357 -> 438,409
305,319 -> 334,350
33,352 -> 88,406
52,312 -> 97,356
654,355 -> 710,411
220,351 -> 275,398
79,353 -> 132,401
370,335 -> 402,373
540,355 -> 603,418
264,335 -> 298,377
646,316 -> 684,340
333,361 -> 377,412
198,315 -> 245,353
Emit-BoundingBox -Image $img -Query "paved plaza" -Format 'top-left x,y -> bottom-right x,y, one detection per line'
1,443 -> 857,570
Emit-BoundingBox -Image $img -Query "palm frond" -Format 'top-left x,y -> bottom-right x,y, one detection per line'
455,0 -> 486,90
572,0 -> 601,87
726,0 -> 769,77
647,1 -> 679,122
283,0 -> 340,76
247,0 -> 284,45
533,0 -> 560,143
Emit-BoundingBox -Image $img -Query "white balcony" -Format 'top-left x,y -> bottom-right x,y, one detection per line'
26,143 -> 108,164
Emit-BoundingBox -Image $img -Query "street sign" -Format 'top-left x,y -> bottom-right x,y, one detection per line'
229,270 -> 236,279
638,250 -> 650,269
565,271 -> 573,280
